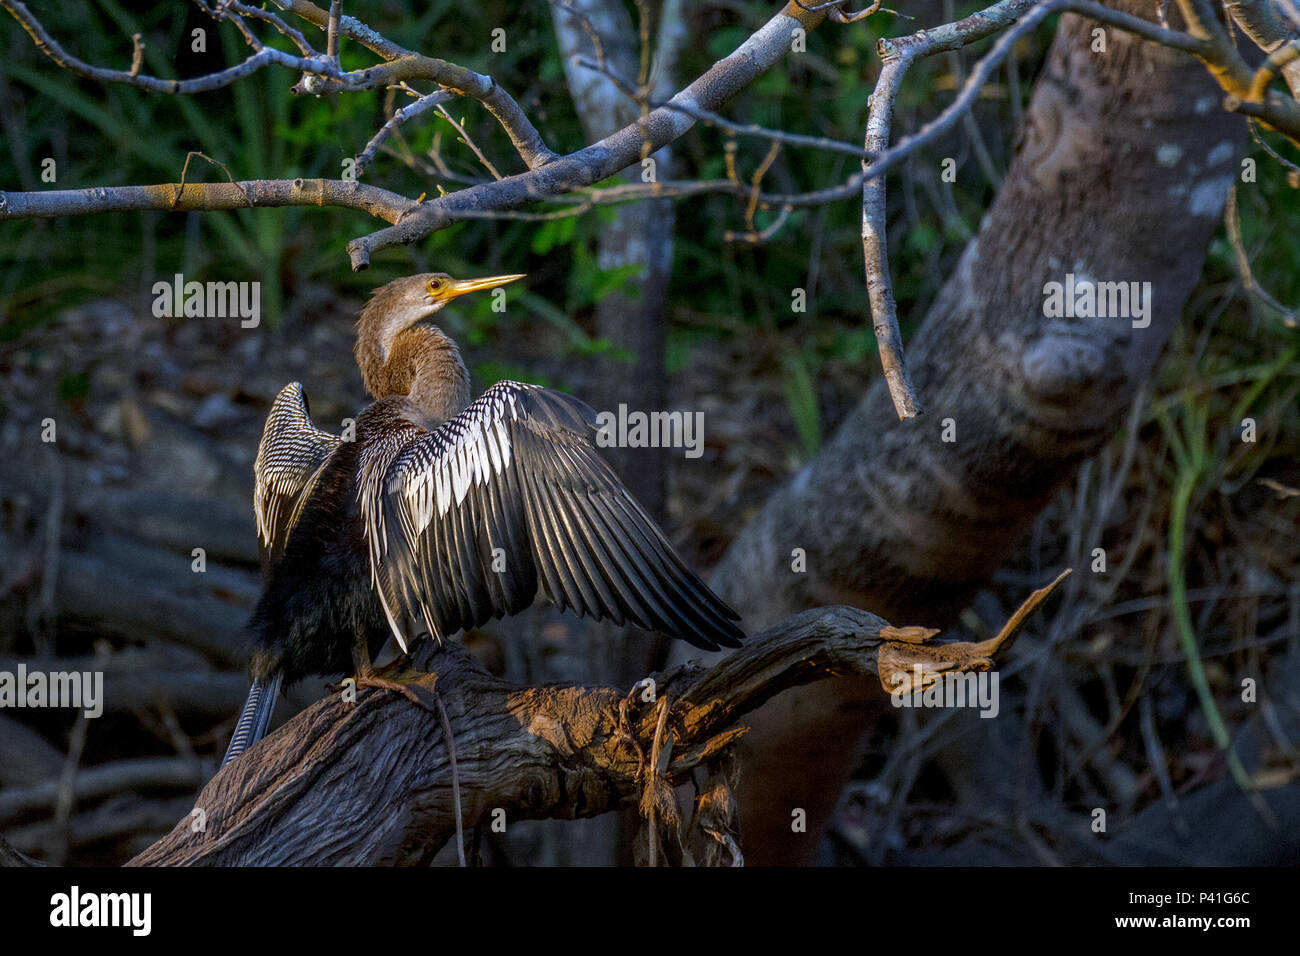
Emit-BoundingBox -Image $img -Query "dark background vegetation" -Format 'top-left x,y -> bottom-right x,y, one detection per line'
1,0 -> 1298,865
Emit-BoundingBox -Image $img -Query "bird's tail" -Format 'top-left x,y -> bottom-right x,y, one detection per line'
220,672 -> 283,769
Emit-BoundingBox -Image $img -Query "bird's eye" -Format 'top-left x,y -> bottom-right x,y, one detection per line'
427,278 -> 443,293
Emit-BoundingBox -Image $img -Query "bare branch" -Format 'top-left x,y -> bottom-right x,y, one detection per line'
862,52 -> 921,420
345,1 -> 833,267
573,53 -> 875,158
4,0 -> 285,94
7,0 -> 1291,260
341,0 -> 1245,272
227,0 -> 317,57
1,0 -> 558,170
326,0 -> 342,65
0,179 -> 416,223
269,0 -> 558,169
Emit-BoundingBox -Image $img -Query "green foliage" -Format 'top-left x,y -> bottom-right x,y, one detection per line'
473,360 -> 556,390
1207,141 -> 1300,336
0,0 -> 566,330
828,326 -> 880,365
529,216 -> 579,256
58,371 -> 90,402
1153,334 -> 1298,799
0,0 -> 1159,460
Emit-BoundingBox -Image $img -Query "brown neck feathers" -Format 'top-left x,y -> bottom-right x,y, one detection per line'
358,324 -> 470,421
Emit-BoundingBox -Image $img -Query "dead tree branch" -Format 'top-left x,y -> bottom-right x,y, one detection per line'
0,833 -> 44,867
4,0 -> 1297,242
125,598 -> 1039,866
340,2 -> 835,268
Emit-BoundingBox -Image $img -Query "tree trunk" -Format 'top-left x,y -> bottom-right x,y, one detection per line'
704,0 -> 1244,864
550,0 -> 684,523
549,0 -> 689,863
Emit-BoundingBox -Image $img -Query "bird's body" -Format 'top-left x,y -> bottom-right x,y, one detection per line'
221,273 -> 743,767
246,412 -> 381,685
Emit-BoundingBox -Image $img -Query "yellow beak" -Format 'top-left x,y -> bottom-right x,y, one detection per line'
442,274 -> 526,299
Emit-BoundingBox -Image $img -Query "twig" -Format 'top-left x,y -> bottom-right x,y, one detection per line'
744,139 -> 782,228
128,32 -> 144,77
227,0 -> 316,56
353,90 -> 455,177
436,104 -> 503,180
723,203 -> 793,243
174,151 -> 252,209
1248,117 -> 1300,173
1225,184 -> 1299,327
573,54 -> 875,158
861,51 -> 921,419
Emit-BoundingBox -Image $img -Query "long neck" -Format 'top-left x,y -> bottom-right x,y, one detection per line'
358,324 -> 471,421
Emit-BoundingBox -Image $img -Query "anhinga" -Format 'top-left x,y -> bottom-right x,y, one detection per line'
221,273 -> 744,767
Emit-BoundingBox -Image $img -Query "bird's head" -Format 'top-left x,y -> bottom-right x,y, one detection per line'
357,272 -> 525,362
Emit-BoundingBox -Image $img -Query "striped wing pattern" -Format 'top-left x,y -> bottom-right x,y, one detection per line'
253,382 -> 342,571
359,381 -> 743,652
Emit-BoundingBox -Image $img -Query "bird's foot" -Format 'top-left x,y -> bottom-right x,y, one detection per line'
354,665 -> 440,713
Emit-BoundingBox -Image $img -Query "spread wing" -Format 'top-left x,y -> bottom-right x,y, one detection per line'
253,382 -> 342,573
359,382 -> 743,652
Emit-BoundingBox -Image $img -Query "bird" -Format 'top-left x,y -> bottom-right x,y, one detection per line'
221,272 -> 744,767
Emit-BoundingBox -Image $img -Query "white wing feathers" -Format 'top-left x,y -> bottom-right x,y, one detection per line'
358,381 -> 744,653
